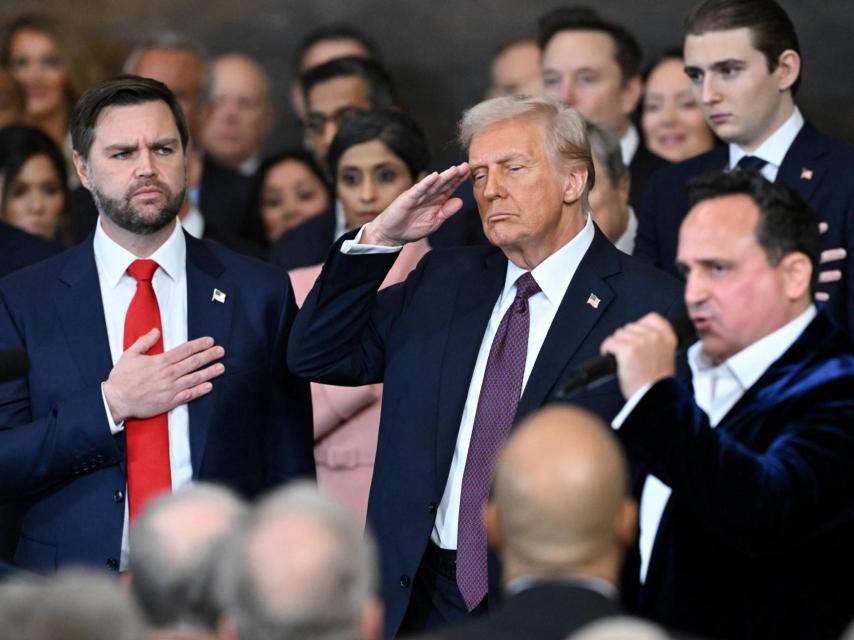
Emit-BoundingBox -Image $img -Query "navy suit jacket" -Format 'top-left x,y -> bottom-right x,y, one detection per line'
618,310 -> 854,640
0,232 -> 315,573
0,222 -> 62,278
288,226 -> 683,637
634,122 -> 854,334
628,138 -> 669,212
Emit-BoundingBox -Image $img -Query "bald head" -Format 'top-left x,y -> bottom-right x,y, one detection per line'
489,405 -> 635,580
217,483 -> 381,640
130,484 -> 246,631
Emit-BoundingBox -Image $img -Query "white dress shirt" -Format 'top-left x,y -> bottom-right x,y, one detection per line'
613,304 -> 816,583
620,125 -> 640,167
180,204 -> 205,239
93,218 -> 194,570
432,217 -> 595,548
729,108 -> 804,181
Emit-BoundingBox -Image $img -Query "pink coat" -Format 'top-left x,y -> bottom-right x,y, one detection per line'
289,239 -> 430,525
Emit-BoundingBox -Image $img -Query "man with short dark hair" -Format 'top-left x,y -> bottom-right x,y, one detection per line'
538,6 -> 667,208
289,94 -> 683,637
0,75 -> 314,574
300,56 -> 397,169
604,170 -> 854,639
634,0 -> 854,334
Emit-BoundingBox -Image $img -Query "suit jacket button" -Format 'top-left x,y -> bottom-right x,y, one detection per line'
400,575 -> 410,588
114,490 -> 124,502
106,558 -> 119,571
427,502 -> 437,514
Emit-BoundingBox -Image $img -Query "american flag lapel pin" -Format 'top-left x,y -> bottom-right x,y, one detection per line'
800,167 -> 814,180
212,288 -> 227,304
586,293 -> 601,309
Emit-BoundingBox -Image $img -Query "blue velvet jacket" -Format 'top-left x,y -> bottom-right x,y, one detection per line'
618,309 -> 854,640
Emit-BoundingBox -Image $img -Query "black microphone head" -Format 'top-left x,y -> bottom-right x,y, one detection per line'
0,348 -> 29,382
669,315 -> 698,349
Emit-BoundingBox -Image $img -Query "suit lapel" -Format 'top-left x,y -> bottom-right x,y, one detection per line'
516,229 -> 619,418
54,238 -> 113,388
184,235 -> 233,473
777,122 -> 827,203
434,249 -> 507,472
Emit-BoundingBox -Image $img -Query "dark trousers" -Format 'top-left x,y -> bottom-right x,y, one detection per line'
398,542 -> 487,636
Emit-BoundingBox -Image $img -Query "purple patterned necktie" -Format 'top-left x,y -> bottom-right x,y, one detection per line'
456,271 -> 540,611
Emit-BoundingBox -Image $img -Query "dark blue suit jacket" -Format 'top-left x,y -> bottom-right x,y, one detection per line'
288,226 -> 683,637
0,232 -> 315,573
0,222 -> 61,278
634,122 -> 854,334
617,310 -> 854,640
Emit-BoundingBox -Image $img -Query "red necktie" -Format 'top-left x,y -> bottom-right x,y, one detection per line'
124,259 -> 172,520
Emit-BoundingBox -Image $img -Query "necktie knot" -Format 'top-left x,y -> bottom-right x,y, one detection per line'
514,272 -> 540,301
736,155 -> 767,172
128,259 -> 159,283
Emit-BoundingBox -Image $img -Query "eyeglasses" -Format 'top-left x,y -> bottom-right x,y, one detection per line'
303,106 -> 363,135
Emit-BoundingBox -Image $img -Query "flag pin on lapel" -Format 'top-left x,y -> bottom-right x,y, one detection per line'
800,167 -> 814,180
212,288 -> 226,304
586,293 -> 601,309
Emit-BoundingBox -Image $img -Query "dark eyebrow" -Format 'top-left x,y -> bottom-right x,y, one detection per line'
151,137 -> 180,148
710,59 -> 746,72
103,143 -> 137,154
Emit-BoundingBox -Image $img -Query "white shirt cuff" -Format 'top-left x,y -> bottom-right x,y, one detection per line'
340,226 -> 404,254
611,382 -> 653,430
101,382 -> 125,435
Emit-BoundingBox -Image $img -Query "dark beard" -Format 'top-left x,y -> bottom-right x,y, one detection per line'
91,178 -> 186,236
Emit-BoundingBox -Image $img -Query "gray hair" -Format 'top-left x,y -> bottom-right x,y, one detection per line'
122,30 -> 208,74
0,570 -> 146,640
200,52 -> 273,105
216,481 -> 378,640
459,94 -> 595,214
585,121 -> 627,188
568,615 -> 674,640
129,483 -> 247,632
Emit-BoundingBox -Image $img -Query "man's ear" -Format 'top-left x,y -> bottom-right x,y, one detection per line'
360,598 -> 384,640
484,501 -> 502,552
562,164 -> 589,205
779,251 -> 812,301
775,49 -> 801,93
615,497 -> 638,550
72,151 -> 91,191
620,75 -> 643,117
216,615 -> 240,640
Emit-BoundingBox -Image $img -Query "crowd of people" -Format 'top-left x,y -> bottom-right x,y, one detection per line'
0,0 -> 853,639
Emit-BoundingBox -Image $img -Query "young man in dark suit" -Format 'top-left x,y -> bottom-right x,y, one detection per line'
538,6 -> 669,210
634,0 -> 854,334
289,94 -> 683,637
0,76 -> 314,574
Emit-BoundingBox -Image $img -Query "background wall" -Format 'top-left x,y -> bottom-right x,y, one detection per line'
4,0 -> 853,164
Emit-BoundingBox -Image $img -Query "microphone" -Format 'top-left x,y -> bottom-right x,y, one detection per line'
556,316 -> 697,398
0,348 -> 29,383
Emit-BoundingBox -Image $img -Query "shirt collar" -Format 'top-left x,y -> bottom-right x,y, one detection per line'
729,107 -> 804,170
93,217 -> 186,288
503,215 -> 595,306
620,124 -> 640,166
689,304 -> 816,389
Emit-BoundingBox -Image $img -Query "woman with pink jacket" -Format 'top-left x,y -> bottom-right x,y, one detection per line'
289,110 -> 432,524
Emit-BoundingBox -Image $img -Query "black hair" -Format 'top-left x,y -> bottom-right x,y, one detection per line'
327,109 -> 429,184
300,56 -> 396,110
687,170 -> 820,292
537,6 -> 642,83
641,47 -> 685,83
684,0 -> 801,94
0,124 -> 70,239
293,24 -> 381,72
70,75 -> 190,162
244,148 -> 332,246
